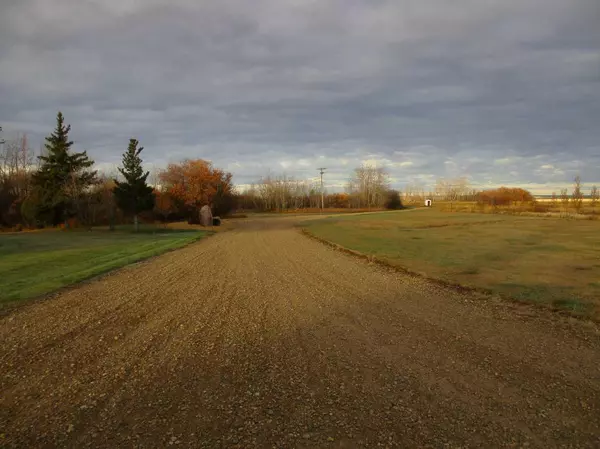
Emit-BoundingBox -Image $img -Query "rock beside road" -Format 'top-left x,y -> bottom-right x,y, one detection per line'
200,204 -> 212,227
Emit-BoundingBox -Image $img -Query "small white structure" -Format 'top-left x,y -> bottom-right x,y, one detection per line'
425,199 -> 432,207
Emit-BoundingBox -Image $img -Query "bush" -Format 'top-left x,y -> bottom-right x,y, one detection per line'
476,187 -> 534,206
385,190 -> 403,210
187,215 -> 200,225
532,203 -> 550,213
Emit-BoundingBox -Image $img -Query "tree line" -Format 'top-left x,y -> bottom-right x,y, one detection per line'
0,112 -> 235,230
2,113 -> 596,228
474,176 -> 597,213
237,165 -> 403,212
401,175 -> 598,213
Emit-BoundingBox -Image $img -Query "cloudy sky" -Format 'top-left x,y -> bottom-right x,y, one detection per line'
1,0 -> 599,193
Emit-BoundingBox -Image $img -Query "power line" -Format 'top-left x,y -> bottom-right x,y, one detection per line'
317,167 -> 327,212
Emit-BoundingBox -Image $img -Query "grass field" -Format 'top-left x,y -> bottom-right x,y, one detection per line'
428,200 -> 600,217
0,226 -> 209,305
303,209 -> 600,318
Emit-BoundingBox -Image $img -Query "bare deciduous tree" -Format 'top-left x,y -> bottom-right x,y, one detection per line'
591,185 -> 599,207
0,133 -> 34,194
0,133 -> 35,226
347,164 -> 389,210
434,177 -> 470,202
238,174 -> 320,212
572,175 -> 583,213
403,182 -> 425,204
560,188 -> 570,215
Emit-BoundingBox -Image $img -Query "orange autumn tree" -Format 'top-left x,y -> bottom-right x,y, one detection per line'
476,187 -> 534,206
153,189 -> 176,223
327,192 -> 351,208
159,159 -> 234,222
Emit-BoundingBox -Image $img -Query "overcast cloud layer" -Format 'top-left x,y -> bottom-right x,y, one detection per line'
1,0 -> 599,193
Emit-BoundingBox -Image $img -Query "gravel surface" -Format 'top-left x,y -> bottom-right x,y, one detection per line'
2,217 -> 600,448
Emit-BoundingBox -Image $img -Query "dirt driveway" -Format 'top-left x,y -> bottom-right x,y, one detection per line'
2,216 -> 599,448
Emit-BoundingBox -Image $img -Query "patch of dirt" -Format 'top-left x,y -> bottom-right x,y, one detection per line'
1,217 -> 599,448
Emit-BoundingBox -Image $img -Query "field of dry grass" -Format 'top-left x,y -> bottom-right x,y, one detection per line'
431,200 -> 600,217
303,209 -> 600,319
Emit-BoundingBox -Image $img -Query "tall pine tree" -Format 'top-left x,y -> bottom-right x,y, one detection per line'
31,111 -> 96,226
113,139 -> 155,232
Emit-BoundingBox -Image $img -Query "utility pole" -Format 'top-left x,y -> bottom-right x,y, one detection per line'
318,167 -> 327,213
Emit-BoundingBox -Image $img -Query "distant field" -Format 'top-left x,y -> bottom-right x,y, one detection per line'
303,210 -> 600,318
427,200 -> 600,216
0,226 -> 209,305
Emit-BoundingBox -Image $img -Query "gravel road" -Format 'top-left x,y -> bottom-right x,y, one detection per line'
2,217 -> 600,448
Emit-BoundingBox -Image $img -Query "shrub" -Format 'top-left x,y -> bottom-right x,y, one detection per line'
532,203 -> 550,213
385,190 -> 403,210
476,187 -> 534,206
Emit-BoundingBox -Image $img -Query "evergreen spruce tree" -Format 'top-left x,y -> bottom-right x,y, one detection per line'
31,112 -> 96,226
113,139 -> 155,232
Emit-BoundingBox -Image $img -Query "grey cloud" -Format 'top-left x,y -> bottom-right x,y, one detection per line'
1,0 -> 599,193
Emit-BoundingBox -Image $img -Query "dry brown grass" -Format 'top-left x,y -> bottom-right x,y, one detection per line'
433,200 -> 600,218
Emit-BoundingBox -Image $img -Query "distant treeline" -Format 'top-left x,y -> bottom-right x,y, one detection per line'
2,113 -> 597,229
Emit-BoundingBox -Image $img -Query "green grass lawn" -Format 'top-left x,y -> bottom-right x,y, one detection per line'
303,209 -> 600,318
0,226 -> 209,305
